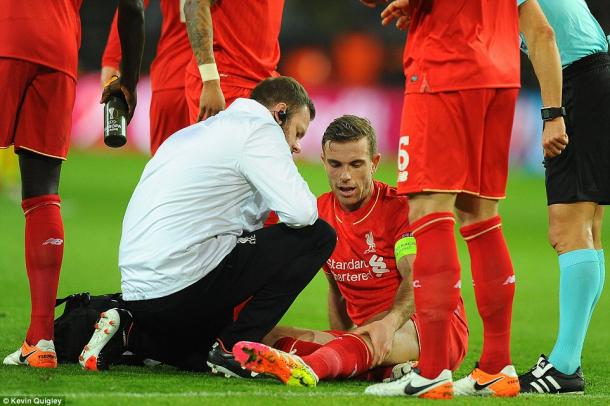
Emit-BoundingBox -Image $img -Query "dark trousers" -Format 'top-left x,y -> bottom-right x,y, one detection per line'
124,219 -> 336,371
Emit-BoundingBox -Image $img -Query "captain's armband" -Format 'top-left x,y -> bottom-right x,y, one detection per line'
394,233 -> 416,265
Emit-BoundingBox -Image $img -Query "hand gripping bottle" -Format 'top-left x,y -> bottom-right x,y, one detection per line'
104,93 -> 128,148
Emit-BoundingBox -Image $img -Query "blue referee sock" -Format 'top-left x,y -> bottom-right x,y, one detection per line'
586,249 -> 606,325
549,249 -> 600,375
595,249 -> 606,306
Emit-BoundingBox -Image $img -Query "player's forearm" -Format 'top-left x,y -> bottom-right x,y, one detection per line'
103,0 -> 150,71
385,256 -> 415,331
185,0 -> 216,66
328,290 -> 352,330
117,0 -> 145,90
386,278 -> 415,331
528,33 -> 562,107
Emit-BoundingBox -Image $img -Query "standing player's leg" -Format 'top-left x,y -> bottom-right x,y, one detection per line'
519,203 -> 598,395
454,195 -> 519,396
589,206 -> 605,325
19,151 -> 64,344
452,88 -> 519,397
407,192 -> 461,379
547,203 -> 600,375
149,88 -> 190,155
520,58 -> 610,392
2,64 -> 74,369
376,91 -> 471,398
184,56 -> 203,124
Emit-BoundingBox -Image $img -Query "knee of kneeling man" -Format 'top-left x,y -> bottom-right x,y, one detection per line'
314,218 -> 337,251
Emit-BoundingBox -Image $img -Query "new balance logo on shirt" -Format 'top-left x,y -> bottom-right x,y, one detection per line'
503,275 -> 516,285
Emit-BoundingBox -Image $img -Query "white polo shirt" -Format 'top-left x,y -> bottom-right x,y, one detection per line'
119,99 -> 318,301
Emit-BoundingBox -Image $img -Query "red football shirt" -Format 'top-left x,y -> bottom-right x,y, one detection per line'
0,0 -> 82,80
318,181 -> 411,326
102,0 -> 191,91
403,0 -> 521,93
185,0 -> 284,89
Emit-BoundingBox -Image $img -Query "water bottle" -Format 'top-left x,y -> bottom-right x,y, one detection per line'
104,94 -> 128,148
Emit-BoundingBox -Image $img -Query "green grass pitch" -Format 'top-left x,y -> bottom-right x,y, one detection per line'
0,150 -> 608,405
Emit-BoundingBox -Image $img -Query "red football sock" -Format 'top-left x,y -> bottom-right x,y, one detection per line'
22,195 -> 64,345
461,216 -> 514,374
302,334 -> 372,380
411,212 -> 461,379
273,336 -> 323,356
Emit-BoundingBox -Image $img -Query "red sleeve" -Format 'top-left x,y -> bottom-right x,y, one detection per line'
101,0 -> 150,69
392,197 -> 411,244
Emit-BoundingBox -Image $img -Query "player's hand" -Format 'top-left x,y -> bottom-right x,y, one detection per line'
359,0 -> 389,8
100,75 -> 138,124
197,79 -> 226,122
542,117 -> 568,158
381,0 -> 411,31
100,66 -> 121,89
353,319 -> 394,366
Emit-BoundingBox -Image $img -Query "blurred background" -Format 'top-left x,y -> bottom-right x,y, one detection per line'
3,0 -> 609,191
66,0 -> 610,168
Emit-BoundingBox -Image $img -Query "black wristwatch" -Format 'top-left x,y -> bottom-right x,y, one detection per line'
541,107 -> 566,121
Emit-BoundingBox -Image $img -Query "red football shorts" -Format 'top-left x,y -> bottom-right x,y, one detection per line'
149,88 -> 190,155
411,298 -> 469,371
397,88 -> 519,199
0,58 -> 76,160
184,67 -> 253,124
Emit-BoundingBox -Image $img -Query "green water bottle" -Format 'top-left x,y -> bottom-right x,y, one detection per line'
104,94 -> 128,148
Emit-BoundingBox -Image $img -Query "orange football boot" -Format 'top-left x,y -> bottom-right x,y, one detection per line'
454,365 -> 520,397
3,339 -> 57,368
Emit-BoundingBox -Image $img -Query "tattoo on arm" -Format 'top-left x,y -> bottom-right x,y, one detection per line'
185,0 -> 215,65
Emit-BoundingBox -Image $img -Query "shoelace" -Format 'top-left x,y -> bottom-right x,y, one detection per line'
276,348 -> 300,367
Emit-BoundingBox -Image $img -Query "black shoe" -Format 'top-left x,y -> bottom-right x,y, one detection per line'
207,341 -> 260,379
519,354 -> 585,394
79,308 -> 133,371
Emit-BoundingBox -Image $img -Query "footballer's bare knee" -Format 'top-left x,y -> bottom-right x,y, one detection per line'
408,192 -> 457,223
18,150 -> 62,199
262,325 -> 333,346
382,319 -> 419,366
455,194 -> 499,226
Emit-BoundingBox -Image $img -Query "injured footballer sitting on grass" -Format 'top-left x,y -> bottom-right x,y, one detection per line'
232,115 -> 469,387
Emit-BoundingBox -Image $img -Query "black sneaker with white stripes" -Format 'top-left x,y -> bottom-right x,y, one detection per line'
519,354 -> 584,394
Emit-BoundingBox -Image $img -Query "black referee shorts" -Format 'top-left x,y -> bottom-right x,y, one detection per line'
544,52 -> 610,206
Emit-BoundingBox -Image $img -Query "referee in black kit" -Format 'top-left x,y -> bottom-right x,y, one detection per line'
517,0 -> 609,395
